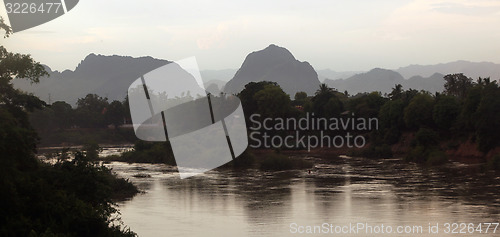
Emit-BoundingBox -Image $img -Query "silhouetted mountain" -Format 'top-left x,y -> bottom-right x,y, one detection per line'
405,73 -> 445,92
317,69 -> 361,81
200,69 -> 237,82
324,69 -> 446,94
224,44 -> 320,96
396,60 -> 500,79
325,68 -> 405,94
14,54 -> 169,105
14,51 -> 500,104
204,79 -> 226,95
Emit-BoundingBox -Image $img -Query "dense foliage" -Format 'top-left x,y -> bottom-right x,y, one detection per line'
238,76 -> 500,165
28,95 -> 135,146
30,94 -> 129,130
115,76 -> 500,169
0,23 -> 138,235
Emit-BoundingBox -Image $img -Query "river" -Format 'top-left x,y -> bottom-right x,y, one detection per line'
106,155 -> 500,236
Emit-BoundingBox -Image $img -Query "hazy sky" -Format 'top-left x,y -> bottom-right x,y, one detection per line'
1,0 -> 500,72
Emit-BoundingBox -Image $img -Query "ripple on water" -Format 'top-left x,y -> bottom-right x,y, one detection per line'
106,156 -> 500,237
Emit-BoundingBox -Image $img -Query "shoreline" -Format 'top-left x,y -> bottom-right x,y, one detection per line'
37,143 -> 134,152
36,140 -> 497,167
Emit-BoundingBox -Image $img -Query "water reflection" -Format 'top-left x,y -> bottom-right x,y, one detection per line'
108,156 -> 500,236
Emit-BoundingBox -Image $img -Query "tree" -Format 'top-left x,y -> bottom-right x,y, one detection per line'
402,88 -> 419,105
106,100 -> 126,128
457,86 -> 482,132
0,47 -> 48,111
378,99 -> 405,144
294,91 -> 307,101
293,91 -> 308,106
0,16 -> 12,37
253,84 -> 291,118
433,95 -> 460,130
75,94 -> 109,128
51,101 -> 74,128
443,73 -> 473,100
404,93 -> 434,129
0,21 -> 48,159
238,81 -> 278,119
316,83 -> 334,96
323,96 -> 344,118
348,92 -> 386,118
379,100 -> 405,130
312,83 -> 336,117
0,19 -> 137,236
389,84 -> 403,100
29,101 -> 74,133
474,83 -> 500,152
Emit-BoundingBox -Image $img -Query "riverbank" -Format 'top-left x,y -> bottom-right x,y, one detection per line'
390,132 -> 500,164
36,133 -> 499,173
35,127 -> 137,147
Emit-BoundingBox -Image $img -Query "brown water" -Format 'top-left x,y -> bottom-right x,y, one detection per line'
108,156 -> 500,236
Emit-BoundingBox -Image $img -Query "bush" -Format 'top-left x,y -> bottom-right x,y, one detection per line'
415,128 -> 439,147
0,150 -> 138,236
384,127 -> 401,145
405,146 -> 447,166
426,150 -> 448,166
36,128 -> 138,147
117,141 -> 176,165
487,154 -> 500,170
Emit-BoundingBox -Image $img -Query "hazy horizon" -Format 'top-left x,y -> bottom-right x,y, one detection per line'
36,52 -> 500,75
2,0 -> 500,72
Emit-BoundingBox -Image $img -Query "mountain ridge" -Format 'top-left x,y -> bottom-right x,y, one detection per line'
12,50 -> 500,105
223,44 -> 321,96
324,69 -> 446,95
395,60 -> 500,79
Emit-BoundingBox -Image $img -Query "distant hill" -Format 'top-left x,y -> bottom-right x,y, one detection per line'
324,69 -> 445,95
13,54 -> 169,105
316,69 -> 361,82
13,51 -> 500,105
325,68 -> 405,95
323,60 -> 500,95
200,69 -> 237,82
405,73 -> 445,93
396,60 -> 500,79
13,54 -> 237,105
204,79 -> 227,95
224,44 -> 321,96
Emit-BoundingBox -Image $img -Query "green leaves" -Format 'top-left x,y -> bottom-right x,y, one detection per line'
433,95 -> 460,130
0,16 -> 12,37
403,93 -> 434,129
0,46 -> 48,83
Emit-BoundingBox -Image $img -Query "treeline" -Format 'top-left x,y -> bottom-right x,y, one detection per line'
238,74 -> 500,167
29,94 -> 138,145
112,73 -> 500,169
0,21 -> 138,236
31,94 -> 130,130
112,140 -> 313,171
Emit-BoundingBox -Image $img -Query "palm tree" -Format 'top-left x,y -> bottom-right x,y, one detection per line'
389,84 -> 403,100
316,83 -> 333,96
